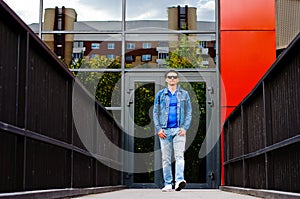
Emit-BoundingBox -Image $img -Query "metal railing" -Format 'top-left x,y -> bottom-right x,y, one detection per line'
0,1 -> 123,194
223,32 -> 300,193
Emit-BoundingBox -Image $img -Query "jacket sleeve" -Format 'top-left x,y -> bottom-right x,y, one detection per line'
182,92 -> 192,131
153,92 -> 162,133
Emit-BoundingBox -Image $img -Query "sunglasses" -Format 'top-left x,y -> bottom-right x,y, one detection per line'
167,75 -> 178,79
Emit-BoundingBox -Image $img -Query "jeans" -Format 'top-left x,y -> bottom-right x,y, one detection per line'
159,127 -> 186,186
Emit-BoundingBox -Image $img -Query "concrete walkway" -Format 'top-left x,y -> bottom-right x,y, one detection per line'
72,189 -> 261,199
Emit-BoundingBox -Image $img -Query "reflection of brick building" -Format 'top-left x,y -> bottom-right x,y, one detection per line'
43,7 -> 77,65
29,2 -> 300,66
71,20 -> 216,68
31,6 -> 216,67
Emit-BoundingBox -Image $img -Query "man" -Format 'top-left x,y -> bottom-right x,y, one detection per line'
153,70 -> 192,192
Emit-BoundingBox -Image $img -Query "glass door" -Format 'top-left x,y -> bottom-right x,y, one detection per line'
124,73 -> 163,188
124,71 -> 219,188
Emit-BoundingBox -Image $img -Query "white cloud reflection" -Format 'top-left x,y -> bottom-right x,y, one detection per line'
3,0 -> 215,24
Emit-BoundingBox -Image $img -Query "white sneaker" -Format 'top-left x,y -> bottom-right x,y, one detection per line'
161,184 -> 172,192
175,180 -> 186,191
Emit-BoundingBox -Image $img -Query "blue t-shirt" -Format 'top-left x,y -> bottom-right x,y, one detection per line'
167,90 -> 178,128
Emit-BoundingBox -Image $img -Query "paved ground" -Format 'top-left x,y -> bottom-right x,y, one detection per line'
72,189 -> 261,199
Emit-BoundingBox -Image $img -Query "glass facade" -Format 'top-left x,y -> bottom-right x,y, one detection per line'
27,0 -> 218,187
36,0 -> 217,71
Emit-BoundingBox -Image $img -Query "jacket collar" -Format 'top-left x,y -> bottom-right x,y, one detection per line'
163,85 -> 181,94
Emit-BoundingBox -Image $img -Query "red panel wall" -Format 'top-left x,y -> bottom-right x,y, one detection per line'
220,0 -> 276,185
221,31 -> 276,108
220,0 -> 275,30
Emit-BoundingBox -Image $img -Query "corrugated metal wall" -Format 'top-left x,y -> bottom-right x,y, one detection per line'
276,0 -> 300,49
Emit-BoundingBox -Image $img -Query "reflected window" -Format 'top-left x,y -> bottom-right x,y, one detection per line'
74,41 -> 84,48
127,43 -> 135,49
91,43 -> 100,49
107,54 -> 115,59
126,55 -> 134,62
56,35 -> 63,44
198,41 -> 207,48
108,43 -> 115,49
142,43 -> 151,49
72,53 -> 83,59
90,54 -> 98,58
158,52 -> 169,59
56,48 -> 62,56
142,54 -> 151,62
179,6 -> 188,30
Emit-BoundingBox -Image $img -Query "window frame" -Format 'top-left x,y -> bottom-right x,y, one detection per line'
126,43 -> 135,49
142,43 -> 151,49
108,43 -> 115,49
141,54 -> 151,62
91,43 -> 100,49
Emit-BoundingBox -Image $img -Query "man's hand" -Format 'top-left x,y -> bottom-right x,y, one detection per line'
157,129 -> 166,139
178,128 -> 186,136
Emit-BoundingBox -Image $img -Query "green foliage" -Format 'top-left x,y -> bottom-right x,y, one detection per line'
69,57 -> 84,76
133,82 -> 155,183
181,82 -> 207,183
166,34 -> 204,68
134,83 -> 155,127
69,55 -> 121,107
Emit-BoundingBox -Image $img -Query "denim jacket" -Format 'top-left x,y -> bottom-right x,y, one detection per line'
153,85 -> 192,133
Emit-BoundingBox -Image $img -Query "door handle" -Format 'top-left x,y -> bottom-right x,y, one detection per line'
207,99 -> 214,107
127,99 -> 134,107
127,88 -> 134,107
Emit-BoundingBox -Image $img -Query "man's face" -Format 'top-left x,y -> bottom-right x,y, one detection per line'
165,72 -> 179,86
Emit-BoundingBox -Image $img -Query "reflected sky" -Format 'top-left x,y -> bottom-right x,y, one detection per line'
3,0 -> 215,24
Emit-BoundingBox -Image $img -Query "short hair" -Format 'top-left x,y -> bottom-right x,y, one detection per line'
165,69 -> 179,78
